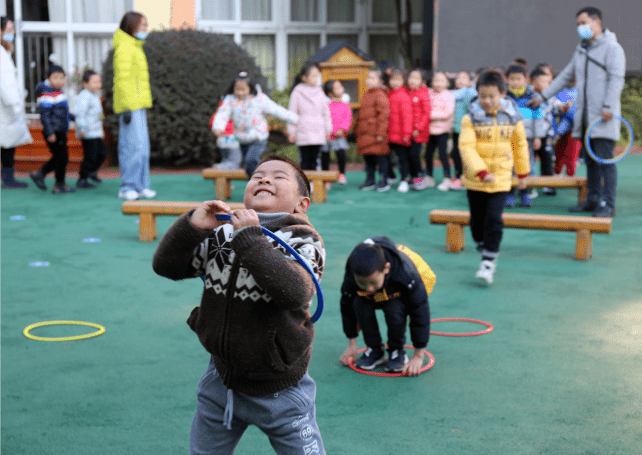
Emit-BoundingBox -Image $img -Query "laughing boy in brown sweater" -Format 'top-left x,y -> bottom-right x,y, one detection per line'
153,155 -> 326,455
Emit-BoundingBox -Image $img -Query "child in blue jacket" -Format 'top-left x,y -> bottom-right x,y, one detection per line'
30,65 -> 75,194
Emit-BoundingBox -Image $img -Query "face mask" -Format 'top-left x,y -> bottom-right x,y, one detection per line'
134,31 -> 148,41
577,24 -> 594,40
3,33 -> 15,43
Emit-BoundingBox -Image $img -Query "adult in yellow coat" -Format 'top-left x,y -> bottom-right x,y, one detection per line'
113,12 -> 154,201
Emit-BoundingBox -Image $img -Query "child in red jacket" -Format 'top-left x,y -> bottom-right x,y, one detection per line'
407,69 -> 431,190
387,69 -> 413,193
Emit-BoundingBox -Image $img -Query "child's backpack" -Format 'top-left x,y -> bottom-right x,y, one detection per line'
396,244 -> 436,295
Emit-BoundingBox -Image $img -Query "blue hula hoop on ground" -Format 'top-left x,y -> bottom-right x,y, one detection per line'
584,115 -> 634,165
202,214 -> 324,323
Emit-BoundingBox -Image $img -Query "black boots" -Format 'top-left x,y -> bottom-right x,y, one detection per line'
1,167 -> 28,189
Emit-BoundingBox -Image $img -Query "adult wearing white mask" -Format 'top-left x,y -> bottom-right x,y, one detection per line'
0,16 -> 33,188
530,6 -> 625,218
113,11 -> 155,201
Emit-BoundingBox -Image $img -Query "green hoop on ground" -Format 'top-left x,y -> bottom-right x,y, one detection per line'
584,115 -> 634,165
348,344 -> 435,377
23,320 -> 105,342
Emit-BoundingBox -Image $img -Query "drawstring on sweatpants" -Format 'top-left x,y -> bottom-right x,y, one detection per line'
223,389 -> 234,430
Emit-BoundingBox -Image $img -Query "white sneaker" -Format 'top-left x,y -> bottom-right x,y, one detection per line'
423,176 -> 436,188
476,260 -> 496,284
397,181 -> 409,193
118,190 -> 139,201
138,188 -> 157,199
437,179 -> 451,191
528,189 -> 538,199
412,178 -> 427,191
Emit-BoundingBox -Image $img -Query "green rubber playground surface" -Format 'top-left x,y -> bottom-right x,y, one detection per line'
2,156 -> 642,454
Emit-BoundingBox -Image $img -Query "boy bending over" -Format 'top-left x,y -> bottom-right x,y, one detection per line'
153,156 -> 326,455
339,237 -> 434,376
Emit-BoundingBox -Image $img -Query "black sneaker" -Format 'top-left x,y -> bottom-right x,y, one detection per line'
359,182 -> 376,191
88,172 -> 102,183
52,184 -> 76,194
76,178 -> 96,189
354,346 -> 386,370
30,172 -> 47,191
385,349 -> 409,373
569,200 -> 599,213
593,206 -> 615,218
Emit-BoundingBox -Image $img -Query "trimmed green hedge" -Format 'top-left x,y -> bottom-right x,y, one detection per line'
102,30 -> 267,166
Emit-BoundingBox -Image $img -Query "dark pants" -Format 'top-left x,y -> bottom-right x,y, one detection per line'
239,139 -> 267,176
354,297 -> 407,352
467,190 -> 509,258
585,138 -> 617,209
364,154 -> 389,185
451,132 -> 463,178
79,138 -> 108,179
389,143 -> 411,180
320,149 -> 346,174
409,142 -> 424,179
40,131 -> 69,185
299,145 -> 321,171
533,138 -> 553,176
425,133 -> 450,178
1,147 -> 16,167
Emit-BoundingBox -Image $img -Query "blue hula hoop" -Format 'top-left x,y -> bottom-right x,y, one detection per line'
584,115 -> 634,165
201,214 -> 323,323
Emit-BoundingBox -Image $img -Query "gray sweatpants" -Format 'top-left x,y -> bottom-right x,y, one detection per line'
190,357 -> 325,455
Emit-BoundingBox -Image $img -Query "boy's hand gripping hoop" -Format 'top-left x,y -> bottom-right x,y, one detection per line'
212,214 -> 324,323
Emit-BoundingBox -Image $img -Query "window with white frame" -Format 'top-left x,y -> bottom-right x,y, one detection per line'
327,0 -> 355,23
242,0 -> 272,21
201,0 -> 235,21
372,0 -> 396,23
291,0 -> 318,22
288,34 -> 320,81
242,34 -> 276,90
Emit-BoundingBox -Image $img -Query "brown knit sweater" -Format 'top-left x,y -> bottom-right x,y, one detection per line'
152,211 -> 325,395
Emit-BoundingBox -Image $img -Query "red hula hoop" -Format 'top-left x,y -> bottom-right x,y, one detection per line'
429,318 -> 494,337
348,344 -> 435,377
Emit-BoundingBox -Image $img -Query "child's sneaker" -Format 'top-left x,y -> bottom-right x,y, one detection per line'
88,172 -> 102,183
520,193 -> 533,207
387,176 -> 398,185
355,346 -> 387,370
52,183 -> 76,194
397,180 -> 409,193
422,176 -> 436,188
325,182 -> 332,190
542,187 -> 556,196
505,194 -> 516,208
528,189 -> 538,199
139,188 -> 157,199
436,179 -> 451,191
476,259 -> 496,284
338,173 -> 347,185
412,177 -> 427,191
385,349 -> 409,372
76,178 -> 96,189
449,178 -> 465,190
118,189 -> 139,201
375,182 -> 391,192
359,181 -> 376,191
29,171 -> 47,191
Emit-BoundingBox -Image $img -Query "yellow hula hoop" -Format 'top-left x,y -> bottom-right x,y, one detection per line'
23,320 -> 105,342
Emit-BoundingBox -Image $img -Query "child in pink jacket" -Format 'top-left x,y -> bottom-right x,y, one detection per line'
423,72 -> 455,190
322,80 -> 352,185
288,62 -> 332,170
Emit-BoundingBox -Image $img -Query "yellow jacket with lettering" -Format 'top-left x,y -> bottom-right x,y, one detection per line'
459,97 -> 530,193
112,29 -> 152,114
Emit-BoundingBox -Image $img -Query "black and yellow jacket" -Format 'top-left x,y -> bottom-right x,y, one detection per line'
340,236 -> 434,349
459,97 -> 530,193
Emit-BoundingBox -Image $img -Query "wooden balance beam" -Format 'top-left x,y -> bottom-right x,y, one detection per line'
512,176 -> 588,203
429,209 -> 612,261
201,168 -> 339,204
122,200 -> 245,242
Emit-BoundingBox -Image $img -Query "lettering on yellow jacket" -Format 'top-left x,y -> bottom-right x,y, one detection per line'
459,97 -> 530,193
112,29 -> 152,114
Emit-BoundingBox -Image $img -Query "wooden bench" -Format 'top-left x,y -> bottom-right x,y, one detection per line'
122,200 -> 244,242
202,168 -> 339,204
429,209 -> 612,261
512,176 -> 588,204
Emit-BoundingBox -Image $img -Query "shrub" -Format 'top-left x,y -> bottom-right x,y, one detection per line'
621,76 -> 641,146
102,30 -> 267,166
